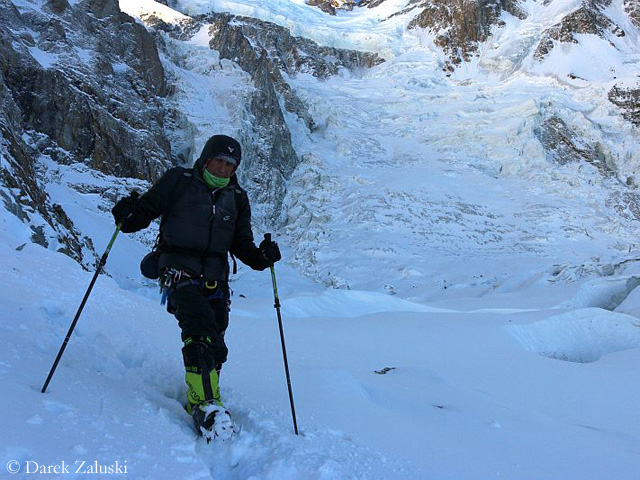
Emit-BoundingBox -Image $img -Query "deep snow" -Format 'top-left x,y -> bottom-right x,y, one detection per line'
3,195 -> 640,479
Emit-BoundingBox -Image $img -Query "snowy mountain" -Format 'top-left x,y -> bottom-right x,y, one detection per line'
1,0 -> 640,478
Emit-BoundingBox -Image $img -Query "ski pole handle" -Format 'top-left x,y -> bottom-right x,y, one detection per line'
264,233 -> 279,301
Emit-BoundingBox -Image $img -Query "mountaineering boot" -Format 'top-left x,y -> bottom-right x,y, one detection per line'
191,403 -> 234,442
182,337 -> 235,441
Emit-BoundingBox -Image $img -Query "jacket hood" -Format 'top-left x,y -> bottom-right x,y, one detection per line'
197,135 -> 242,168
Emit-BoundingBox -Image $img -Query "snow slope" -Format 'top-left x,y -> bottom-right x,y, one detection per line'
0,209 -> 408,478
282,53 -> 640,296
2,191 -> 640,479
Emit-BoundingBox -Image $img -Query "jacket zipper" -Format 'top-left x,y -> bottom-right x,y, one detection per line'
202,186 -> 228,276
195,168 -> 234,277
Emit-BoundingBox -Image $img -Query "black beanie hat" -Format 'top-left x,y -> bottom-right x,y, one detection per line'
199,135 -> 242,166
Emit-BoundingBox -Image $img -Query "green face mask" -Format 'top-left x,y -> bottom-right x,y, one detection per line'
203,169 -> 230,189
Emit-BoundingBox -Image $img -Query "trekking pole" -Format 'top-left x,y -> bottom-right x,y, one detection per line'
265,233 -> 299,435
41,224 -> 122,393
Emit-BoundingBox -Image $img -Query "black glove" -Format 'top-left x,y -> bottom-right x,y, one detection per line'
259,237 -> 281,267
112,191 -> 140,232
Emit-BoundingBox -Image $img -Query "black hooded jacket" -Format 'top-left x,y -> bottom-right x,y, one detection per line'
123,158 -> 267,280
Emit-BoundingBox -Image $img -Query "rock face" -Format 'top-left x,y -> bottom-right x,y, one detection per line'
608,85 -> 640,126
1,0 -> 172,180
408,0 -> 527,70
306,0 -> 337,15
534,0 -> 625,60
358,0 -> 391,7
0,0 -> 175,264
306,0 -> 358,15
204,12 -> 382,132
0,66 -> 95,264
624,0 -> 640,28
210,14 -> 383,79
534,116 -> 614,176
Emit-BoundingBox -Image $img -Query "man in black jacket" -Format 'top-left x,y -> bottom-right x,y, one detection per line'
112,135 -> 281,440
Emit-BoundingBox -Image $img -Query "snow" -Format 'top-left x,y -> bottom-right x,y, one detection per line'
112,62 -> 130,73
281,288 -> 451,318
0,230 -> 409,478
4,146 -> 640,476
557,275 -> 640,309
2,210 -> 640,478
2,0 -> 640,478
281,55 -> 640,296
508,307 -> 640,362
120,0 -> 191,24
27,46 -> 59,69
614,283 -> 640,318
2,228 -> 640,478
73,46 -> 94,65
172,0 -> 418,58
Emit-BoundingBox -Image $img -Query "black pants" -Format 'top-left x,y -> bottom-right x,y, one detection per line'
168,281 -> 230,368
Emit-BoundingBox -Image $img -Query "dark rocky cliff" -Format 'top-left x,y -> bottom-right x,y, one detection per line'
0,0 -> 173,265
1,0 -> 172,180
625,0 -> 640,28
609,85 -> 640,126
